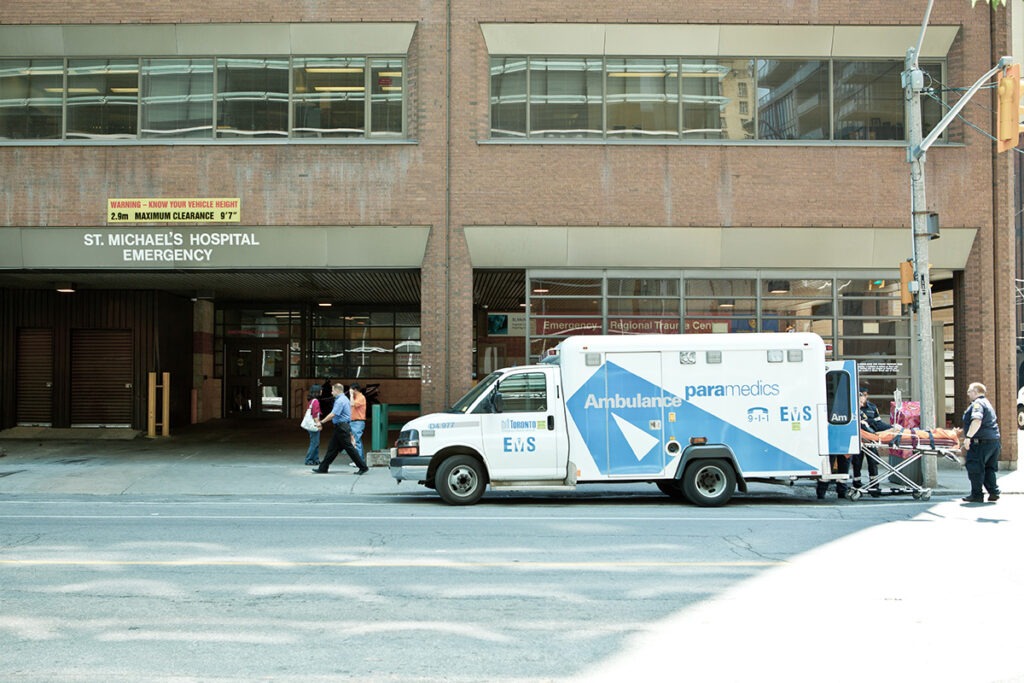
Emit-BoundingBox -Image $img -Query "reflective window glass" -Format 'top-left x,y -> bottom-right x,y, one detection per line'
66,59 -> 138,139
833,61 -> 941,141
0,59 -> 63,139
370,58 -> 404,136
529,57 -> 603,138
757,60 -> 829,140
681,59 -> 755,140
217,57 -> 288,138
490,57 -> 527,138
606,58 -> 678,139
140,58 -> 213,139
293,57 -> 365,138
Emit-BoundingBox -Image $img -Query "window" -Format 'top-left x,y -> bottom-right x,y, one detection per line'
490,57 -> 527,138
529,57 -> 603,138
489,56 -> 943,143
606,58 -> 678,139
826,369 -> 853,424
141,59 -> 214,139
293,57 -> 365,138
217,57 -> 289,138
0,59 -> 63,139
312,310 -> 420,379
758,60 -> 830,140
1,55 -> 405,142
834,61 -> 942,141
496,372 -> 547,413
66,59 -> 138,139
370,58 -> 404,136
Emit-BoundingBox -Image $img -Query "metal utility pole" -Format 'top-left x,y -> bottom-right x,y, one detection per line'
903,1 -> 1011,486
903,47 -> 937,434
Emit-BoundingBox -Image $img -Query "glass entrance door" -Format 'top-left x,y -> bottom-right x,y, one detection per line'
226,342 -> 287,417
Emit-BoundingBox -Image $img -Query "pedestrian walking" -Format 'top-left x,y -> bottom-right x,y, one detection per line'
311,383 -> 368,474
960,381 -> 1001,503
349,382 -> 367,463
302,385 -> 322,466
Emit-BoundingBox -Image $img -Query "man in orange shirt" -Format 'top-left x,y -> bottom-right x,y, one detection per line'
349,383 -> 367,465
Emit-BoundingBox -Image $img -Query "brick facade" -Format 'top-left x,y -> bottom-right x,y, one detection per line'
0,1 -> 1017,462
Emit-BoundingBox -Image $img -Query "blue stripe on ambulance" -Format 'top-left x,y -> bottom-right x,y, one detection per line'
566,362 -> 816,476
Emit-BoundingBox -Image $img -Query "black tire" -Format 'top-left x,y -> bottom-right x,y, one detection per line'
435,455 -> 487,505
656,480 -> 688,500
681,458 -> 736,507
1017,406 -> 1024,430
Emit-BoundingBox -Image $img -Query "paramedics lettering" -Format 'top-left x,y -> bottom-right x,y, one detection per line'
503,436 -> 536,453
683,380 -> 781,401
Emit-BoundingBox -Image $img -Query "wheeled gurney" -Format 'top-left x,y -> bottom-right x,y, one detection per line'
846,427 -> 962,501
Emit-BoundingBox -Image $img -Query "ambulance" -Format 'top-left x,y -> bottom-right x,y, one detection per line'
389,333 -> 859,506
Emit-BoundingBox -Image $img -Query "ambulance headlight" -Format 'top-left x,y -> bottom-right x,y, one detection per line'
395,429 -> 420,456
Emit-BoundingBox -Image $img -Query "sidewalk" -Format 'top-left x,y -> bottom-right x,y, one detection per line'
0,418 -> 1020,499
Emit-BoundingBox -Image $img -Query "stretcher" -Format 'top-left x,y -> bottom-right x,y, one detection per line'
846,428 -> 962,502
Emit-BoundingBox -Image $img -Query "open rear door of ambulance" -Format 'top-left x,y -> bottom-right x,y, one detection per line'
824,360 -> 859,457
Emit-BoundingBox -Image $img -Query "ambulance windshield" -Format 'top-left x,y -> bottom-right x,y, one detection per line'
448,372 -> 501,413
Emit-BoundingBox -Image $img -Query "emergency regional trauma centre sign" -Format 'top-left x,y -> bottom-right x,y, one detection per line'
108,198 -> 241,224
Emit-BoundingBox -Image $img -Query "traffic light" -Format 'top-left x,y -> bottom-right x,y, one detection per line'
996,63 -> 1022,153
899,260 -> 915,306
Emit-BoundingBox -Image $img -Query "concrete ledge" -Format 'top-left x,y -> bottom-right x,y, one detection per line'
366,450 -> 391,467
0,427 -> 142,441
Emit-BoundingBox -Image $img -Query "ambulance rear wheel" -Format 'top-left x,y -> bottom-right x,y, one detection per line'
682,459 -> 735,507
656,480 -> 688,500
436,455 -> 487,506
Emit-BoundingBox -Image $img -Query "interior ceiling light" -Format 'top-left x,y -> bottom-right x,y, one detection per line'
306,67 -> 364,74
768,280 -> 790,294
55,282 -> 75,293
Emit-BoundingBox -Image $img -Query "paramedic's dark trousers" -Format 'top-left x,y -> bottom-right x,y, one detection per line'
317,422 -> 367,472
851,449 -> 879,483
965,439 -> 1001,498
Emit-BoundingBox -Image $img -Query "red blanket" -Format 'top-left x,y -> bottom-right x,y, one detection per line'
860,426 -> 960,449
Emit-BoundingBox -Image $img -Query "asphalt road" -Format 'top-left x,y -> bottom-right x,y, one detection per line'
0,491 -> 957,683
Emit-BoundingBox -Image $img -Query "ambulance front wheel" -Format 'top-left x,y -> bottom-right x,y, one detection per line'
436,455 -> 487,506
682,459 -> 736,507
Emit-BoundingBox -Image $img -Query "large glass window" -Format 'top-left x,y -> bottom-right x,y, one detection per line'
0,59 -> 63,139
834,61 -> 942,141
681,59 -> 755,140
312,310 -> 420,379
217,58 -> 289,138
490,57 -> 527,138
490,56 -> 944,143
293,57 -> 365,138
757,60 -> 830,140
606,58 -> 678,139
65,59 -> 138,139
529,57 -> 603,139
140,58 -> 213,139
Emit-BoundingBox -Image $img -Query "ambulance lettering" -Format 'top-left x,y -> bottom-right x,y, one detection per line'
503,436 -> 537,453
779,405 -> 814,422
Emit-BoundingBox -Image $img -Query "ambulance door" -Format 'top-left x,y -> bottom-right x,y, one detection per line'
824,360 -> 859,456
479,368 -> 568,479
603,352 -> 666,476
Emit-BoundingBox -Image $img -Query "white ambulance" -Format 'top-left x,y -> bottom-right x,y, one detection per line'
390,333 -> 860,506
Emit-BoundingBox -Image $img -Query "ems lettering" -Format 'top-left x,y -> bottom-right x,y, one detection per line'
779,405 -> 813,421
502,436 -> 536,453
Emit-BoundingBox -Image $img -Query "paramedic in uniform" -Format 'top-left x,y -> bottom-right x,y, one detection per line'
960,382 -> 1001,503
852,389 -> 888,492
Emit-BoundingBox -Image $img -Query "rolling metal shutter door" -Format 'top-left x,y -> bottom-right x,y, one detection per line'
16,328 -> 53,426
71,329 -> 133,427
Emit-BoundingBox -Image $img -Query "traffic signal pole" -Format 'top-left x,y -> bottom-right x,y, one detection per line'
902,19 -> 1010,486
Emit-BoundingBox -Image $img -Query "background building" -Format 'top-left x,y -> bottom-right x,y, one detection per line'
0,2 -> 1017,466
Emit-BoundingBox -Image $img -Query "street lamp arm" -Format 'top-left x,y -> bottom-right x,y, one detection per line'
914,56 -> 1013,158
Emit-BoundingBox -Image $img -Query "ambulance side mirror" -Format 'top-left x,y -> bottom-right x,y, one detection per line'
491,392 -> 504,413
